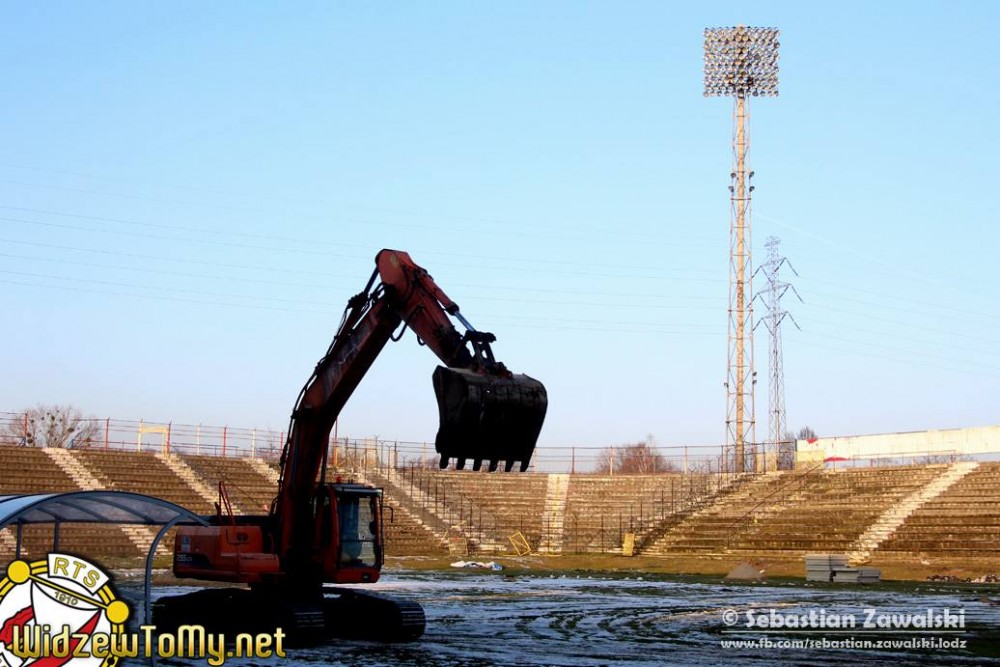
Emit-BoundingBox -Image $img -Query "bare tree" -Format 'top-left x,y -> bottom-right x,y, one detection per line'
593,437 -> 677,474
776,446 -> 795,471
2,405 -> 100,449
917,453 -> 973,465
775,426 -> 817,470
260,430 -> 284,461
795,426 -> 817,440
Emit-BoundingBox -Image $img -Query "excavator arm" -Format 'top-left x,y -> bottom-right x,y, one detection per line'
275,249 -> 546,576
163,249 -> 546,642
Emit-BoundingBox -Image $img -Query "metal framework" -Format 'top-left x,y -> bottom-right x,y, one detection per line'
704,25 -> 779,473
755,236 -> 800,470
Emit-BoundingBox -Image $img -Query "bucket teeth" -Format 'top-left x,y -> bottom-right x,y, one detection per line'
432,366 -> 547,472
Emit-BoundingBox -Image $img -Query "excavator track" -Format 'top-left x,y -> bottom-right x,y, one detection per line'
324,588 -> 426,642
153,587 -> 425,645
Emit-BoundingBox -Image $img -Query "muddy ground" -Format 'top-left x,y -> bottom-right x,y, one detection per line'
118,556 -> 1000,666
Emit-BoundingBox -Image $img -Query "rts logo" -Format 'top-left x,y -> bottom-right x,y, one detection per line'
0,554 -> 129,667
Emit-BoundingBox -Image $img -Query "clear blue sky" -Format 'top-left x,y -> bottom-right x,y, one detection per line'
1,1 -> 997,454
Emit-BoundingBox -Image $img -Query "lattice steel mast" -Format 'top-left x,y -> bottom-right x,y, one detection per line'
704,25 -> 779,473
754,236 -> 801,470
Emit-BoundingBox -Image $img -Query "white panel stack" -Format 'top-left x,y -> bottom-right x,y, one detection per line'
806,554 -> 881,584
805,554 -> 847,582
857,566 -> 882,584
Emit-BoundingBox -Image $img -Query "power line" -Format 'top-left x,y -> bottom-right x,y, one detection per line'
0,249 -> 724,302
0,177 -> 720,248
757,212 -> 996,299
787,337 -> 1000,379
0,267 -> 720,313
0,163 -> 722,244
4,239 -> 996,370
0,277 -> 724,337
0,203 -> 722,275
0,214 -> 726,283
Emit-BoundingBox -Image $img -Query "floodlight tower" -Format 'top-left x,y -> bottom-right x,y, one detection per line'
704,26 -> 779,473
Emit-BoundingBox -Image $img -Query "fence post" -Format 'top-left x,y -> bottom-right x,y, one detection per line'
222,426 -> 228,457
104,418 -> 110,451
196,424 -> 202,455
251,428 -> 256,459
166,422 -> 172,456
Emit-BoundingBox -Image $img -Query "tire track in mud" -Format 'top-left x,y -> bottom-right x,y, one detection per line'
136,575 -> 1000,666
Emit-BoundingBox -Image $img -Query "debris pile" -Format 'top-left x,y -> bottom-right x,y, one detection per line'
725,562 -> 765,581
927,573 -> 1000,583
450,561 -> 504,571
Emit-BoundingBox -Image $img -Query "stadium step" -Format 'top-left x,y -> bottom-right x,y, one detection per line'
538,474 -> 569,554
156,452 -> 221,512
43,448 -> 169,557
358,468 -> 452,550
848,461 -> 981,562
248,458 -> 280,486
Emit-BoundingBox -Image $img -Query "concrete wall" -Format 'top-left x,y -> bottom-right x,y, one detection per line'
796,424 -> 1000,465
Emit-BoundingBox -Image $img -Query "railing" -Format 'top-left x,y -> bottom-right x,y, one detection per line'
632,472 -> 749,553
724,462 -> 826,550
373,466 -> 748,555
378,466 -> 540,553
5,411 -> 997,473
0,411 -> 731,473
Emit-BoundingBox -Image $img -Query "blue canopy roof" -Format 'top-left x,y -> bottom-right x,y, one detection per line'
0,491 -> 207,529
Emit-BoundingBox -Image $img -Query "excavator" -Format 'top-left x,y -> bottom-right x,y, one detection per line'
153,249 -> 547,643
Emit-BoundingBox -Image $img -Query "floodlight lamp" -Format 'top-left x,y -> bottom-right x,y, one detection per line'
703,25 -> 780,99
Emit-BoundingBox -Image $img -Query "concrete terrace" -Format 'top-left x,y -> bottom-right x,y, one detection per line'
0,446 -> 995,569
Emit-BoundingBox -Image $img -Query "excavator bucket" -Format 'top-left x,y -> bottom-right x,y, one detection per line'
432,366 -> 547,472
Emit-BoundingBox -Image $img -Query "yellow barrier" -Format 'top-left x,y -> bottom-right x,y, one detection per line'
508,531 -> 531,556
622,531 -> 636,557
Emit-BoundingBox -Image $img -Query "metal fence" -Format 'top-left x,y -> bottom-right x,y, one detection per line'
0,411 -> 731,474
2,411 -> 991,474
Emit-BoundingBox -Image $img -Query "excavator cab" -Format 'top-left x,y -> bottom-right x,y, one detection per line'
317,483 -> 384,584
432,366 -> 547,472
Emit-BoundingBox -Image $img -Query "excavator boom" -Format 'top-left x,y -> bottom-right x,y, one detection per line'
274,249 -> 547,571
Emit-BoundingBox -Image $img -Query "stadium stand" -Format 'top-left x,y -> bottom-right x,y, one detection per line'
877,462 -> 1000,556
1,446 -> 996,564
